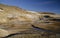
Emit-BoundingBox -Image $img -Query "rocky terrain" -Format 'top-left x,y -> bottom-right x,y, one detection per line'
0,4 -> 60,38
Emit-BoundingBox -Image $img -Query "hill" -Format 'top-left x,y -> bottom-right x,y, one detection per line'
0,4 -> 60,38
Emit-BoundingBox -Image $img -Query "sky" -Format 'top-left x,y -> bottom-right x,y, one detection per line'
0,0 -> 60,14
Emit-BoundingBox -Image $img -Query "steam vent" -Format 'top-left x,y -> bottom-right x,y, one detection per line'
0,4 -> 60,38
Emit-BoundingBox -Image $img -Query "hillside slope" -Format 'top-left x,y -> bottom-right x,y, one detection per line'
0,4 -> 60,37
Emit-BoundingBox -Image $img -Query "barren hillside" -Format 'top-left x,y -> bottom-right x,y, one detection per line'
0,4 -> 60,38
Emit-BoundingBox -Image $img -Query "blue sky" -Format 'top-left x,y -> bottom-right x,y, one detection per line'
0,0 -> 60,14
